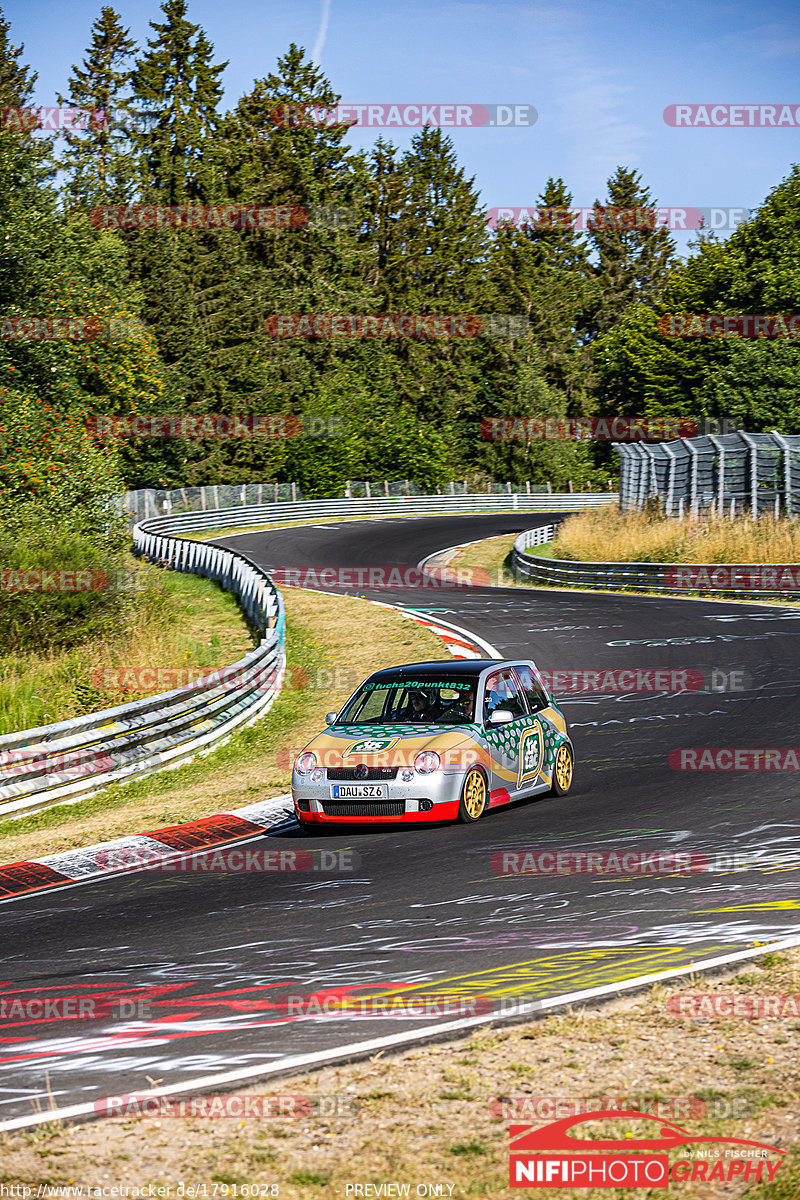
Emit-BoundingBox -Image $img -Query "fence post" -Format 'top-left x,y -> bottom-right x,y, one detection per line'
526,480 -> 531,494
385,480 -> 389,497
365,481 -> 371,499
738,431 -> 759,519
771,430 -> 792,517
685,439 -> 699,516
292,482 -> 297,502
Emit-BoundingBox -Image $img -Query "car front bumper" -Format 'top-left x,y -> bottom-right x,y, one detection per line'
291,768 -> 464,824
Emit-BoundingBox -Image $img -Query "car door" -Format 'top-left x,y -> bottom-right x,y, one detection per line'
481,667 -> 534,803
512,664 -> 564,790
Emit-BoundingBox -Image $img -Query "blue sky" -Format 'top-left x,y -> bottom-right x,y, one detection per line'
7,0 -> 800,252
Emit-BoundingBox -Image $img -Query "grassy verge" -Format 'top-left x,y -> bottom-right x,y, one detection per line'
3,949 -> 798,1198
551,508 -> 800,564
0,588 -> 443,864
449,534 -> 551,588
0,557 -> 253,734
449,528 -> 800,609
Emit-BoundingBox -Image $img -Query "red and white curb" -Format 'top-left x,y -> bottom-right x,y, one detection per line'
387,607 -> 499,660
0,794 -> 294,904
0,543 -> 499,904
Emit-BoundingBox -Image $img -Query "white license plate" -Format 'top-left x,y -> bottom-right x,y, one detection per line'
331,784 -> 388,799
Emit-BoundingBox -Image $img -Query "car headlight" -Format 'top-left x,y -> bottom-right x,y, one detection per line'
294,752 -> 317,774
413,751 -> 440,775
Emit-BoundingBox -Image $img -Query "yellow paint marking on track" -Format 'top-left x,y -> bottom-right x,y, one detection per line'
340,946 -> 733,1003
698,900 -> 800,912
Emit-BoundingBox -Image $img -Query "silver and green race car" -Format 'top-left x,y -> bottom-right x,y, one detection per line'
291,658 -> 574,826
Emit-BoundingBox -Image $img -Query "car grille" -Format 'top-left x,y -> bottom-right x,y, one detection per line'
321,801 -> 405,817
326,767 -> 399,781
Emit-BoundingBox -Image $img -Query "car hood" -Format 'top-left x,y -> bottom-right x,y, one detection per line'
303,724 -> 480,768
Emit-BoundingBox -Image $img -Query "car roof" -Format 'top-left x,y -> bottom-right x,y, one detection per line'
367,659 -> 511,681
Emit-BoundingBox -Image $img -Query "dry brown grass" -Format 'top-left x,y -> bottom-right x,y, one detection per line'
2,950 -> 798,1198
552,508 -> 800,564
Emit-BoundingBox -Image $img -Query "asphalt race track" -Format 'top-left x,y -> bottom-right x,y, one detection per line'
2,513 -> 800,1126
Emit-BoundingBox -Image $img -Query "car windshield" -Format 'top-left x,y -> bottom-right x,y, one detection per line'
337,675 -> 478,725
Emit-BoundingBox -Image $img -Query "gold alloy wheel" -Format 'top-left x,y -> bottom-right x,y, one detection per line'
460,768 -> 487,821
553,743 -> 573,794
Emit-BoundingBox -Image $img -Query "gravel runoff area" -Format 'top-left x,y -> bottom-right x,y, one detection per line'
2,948 -> 798,1199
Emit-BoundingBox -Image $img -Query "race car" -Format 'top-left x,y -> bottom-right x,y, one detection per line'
291,658 -> 573,826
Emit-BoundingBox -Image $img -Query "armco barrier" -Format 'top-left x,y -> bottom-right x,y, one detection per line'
0,535 -> 285,820
0,492 -> 612,820
133,492 -> 614,538
512,527 -> 800,599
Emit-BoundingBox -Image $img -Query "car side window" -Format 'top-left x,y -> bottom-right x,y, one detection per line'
348,687 -> 390,723
483,669 -> 527,723
514,665 -> 550,713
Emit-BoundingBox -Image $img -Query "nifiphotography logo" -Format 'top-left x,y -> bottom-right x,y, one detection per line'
508,1109 -> 784,1188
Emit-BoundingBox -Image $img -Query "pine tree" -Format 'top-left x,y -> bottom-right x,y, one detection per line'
371,126 -> 489,431
0,6 -> 37,109
488,177 -> 596,413
131,0 -> 227,204
587,166 -> 676,335
57,7 -> 138,208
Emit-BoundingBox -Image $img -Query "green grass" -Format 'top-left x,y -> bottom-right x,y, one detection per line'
0,608 -> 314,843
0,559 -> 252,734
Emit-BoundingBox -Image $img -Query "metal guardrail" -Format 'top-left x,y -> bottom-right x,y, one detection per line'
0,533 -> 286,820
123,483 -> 617,526
0,492 -> 612,820
512,528 -> 800,600
140,492 -> 615,538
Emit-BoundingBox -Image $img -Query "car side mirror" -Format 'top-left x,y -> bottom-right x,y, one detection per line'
325,711 -> 338,726
488,708 -> 514,725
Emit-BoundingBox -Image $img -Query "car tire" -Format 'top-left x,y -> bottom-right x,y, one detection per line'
550,742 -> 574,796
458,768 -> 488,822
